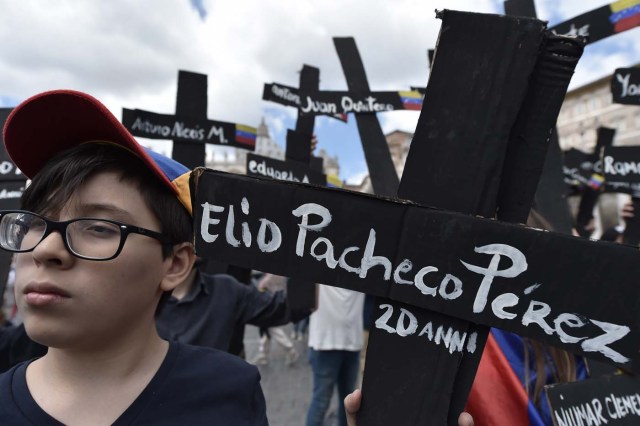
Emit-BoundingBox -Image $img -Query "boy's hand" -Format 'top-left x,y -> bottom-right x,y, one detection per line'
344,389 -> 474,426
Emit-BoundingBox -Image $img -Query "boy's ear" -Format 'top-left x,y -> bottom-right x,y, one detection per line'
160,243 -> 197,292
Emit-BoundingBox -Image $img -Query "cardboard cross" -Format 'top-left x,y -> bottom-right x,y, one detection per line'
192,10 -> 596,425
547,374 -> 640,425
611,67 -> 640,106
571,128 -> 616,238
0,109 -> 26,302
254,65 -> 328,313
332,35 -> 470,425
503,0 -> 576,235
264,38 -> 424,197
263,85 -> 422,117
548,0 -> 640,44
253,65 -> 326,185
505,6 -> 640,417
121,70 -> 257,170
562,129 -> 616,195
599,144 -> 640,247
506,0 -> 640,236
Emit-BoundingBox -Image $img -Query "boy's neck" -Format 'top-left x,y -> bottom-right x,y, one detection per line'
25,331 -> 170,425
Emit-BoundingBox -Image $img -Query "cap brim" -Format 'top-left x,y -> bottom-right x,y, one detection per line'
2,90 -> 177,194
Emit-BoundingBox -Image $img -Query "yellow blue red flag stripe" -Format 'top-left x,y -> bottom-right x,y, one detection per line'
610,0 -> 640,32
398,90 -> 423,111
235,124 -> 257,148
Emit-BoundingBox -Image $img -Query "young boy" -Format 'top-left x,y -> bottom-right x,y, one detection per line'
0,90 -> 268,425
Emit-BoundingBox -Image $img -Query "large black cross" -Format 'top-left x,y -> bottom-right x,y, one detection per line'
334,12 -> 585,425
191,10 -> 598,425
121,70 -> 257,171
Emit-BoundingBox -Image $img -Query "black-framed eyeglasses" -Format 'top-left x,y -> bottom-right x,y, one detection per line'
0,210 -> 174,261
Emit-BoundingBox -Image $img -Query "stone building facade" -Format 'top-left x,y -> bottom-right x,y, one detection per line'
556,66 -> 640,231
346,129 -> 412,194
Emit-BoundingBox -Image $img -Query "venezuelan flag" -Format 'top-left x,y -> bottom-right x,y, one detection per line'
398,90 -> 423,111
326,174 -> 343,188
588,173 -> 605,190
609,0 -> 640,33
235,124 -> 257,149
466,329 -> 587,426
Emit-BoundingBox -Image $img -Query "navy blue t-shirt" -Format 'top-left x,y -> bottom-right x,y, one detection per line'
0,341 -> 268,425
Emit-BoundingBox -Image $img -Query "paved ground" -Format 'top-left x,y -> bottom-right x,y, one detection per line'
243,324 -> 340,426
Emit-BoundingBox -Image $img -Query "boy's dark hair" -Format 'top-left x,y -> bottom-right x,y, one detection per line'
21,143 -> 192,258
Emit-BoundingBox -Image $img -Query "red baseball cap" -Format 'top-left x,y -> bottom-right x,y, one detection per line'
2,90 -> 192,214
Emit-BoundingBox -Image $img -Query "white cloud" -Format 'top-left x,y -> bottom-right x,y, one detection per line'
345,170 -> 369,186
379,111 -> 421,135
1,0 -> 637,177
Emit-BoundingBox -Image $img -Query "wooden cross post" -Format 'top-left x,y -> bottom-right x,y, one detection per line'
121,70 -> 257,170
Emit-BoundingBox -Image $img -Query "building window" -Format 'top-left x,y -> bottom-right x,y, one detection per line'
613,116 -> 627,132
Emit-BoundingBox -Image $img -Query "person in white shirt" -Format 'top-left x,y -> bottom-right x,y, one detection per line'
306,284 -> 364,426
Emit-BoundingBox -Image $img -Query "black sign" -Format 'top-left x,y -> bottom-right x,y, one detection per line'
192,168 -> 640,371
0,109 -> 25,306
547,375 -> 640,425
262,83 -> 347,122
0,180 -> 25,207
263,83 -> 423,117
550,2 -> 640,45
0,109 -> 26,201
611,68 -> 640,106
0,111 -> 23,182
563,148 -> 602,190
122,109 -> 256,151
245,153 -> 326,185
601,146 -> 640,196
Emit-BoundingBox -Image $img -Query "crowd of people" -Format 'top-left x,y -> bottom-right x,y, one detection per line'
0,89 -> 633,425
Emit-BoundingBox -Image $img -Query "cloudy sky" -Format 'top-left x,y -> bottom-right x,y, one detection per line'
1,0 -> 638,183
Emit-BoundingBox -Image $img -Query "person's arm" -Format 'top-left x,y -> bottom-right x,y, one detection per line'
238,278 -> 292,329
344,389 -> 474,426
